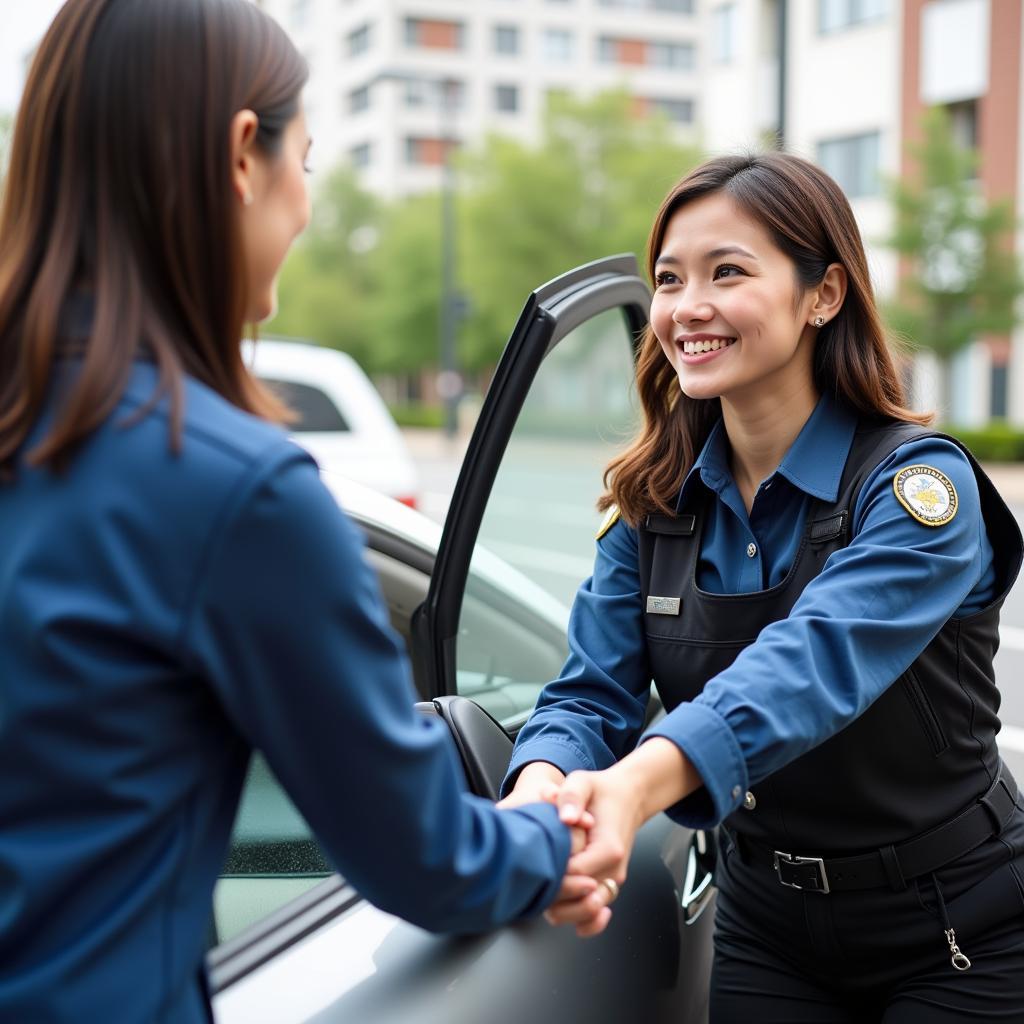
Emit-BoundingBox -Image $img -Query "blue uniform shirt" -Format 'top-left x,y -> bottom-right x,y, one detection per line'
0,362 -> 570,1023
504,394 -> 996,829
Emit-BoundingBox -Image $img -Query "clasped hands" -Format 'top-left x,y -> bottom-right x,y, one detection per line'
497,760 -> 646,938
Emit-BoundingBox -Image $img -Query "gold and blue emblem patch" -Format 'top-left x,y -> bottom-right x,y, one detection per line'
892,465 -> 958,527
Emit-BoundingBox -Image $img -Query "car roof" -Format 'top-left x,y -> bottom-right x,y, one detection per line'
242,338 -> 404,435
243,337 -> 360,373
321,473 -> 571,632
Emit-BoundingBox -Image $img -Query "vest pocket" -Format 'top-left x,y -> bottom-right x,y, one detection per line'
901,668 -> 950,756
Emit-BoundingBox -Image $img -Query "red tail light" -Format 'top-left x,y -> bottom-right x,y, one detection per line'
396,495 -> 417,510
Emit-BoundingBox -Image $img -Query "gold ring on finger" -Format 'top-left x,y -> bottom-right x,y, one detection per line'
600,877 -> 620,903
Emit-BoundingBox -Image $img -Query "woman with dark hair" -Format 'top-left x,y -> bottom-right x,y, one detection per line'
0,2 -> 586,1020
502,153 -> 1024,1019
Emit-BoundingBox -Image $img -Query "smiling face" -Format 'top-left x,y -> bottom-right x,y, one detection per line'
649,191 -> 822,413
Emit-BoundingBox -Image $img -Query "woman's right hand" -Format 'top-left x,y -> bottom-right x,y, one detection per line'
496,760 -> 567,810
497,761 -> 599,906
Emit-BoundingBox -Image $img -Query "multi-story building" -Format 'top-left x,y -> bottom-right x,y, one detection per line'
261,0 -> 701,198
261,0 -> 1024,423
701,0 -> 1024,424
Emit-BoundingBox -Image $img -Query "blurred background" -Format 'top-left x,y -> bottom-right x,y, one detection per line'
3,0 -> 1024,451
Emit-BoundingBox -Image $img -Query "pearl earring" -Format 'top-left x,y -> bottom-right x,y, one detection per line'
813,315 -> 826,327
243,192 -> 253,206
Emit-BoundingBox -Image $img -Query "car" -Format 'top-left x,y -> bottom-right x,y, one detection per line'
243,337 -> 419,508
209,256 -> 716,1024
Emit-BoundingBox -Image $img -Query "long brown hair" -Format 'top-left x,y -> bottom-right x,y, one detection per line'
0,0 -> 308,474
603,152 -> 929,525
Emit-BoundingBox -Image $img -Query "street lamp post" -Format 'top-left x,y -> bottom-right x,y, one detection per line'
436,76 -> 462,440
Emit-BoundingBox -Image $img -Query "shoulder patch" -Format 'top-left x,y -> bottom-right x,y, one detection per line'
892,465 -> 958,527
595,505 -> 621,540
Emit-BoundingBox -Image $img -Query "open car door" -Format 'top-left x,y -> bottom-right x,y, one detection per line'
411,254 -> 716,1017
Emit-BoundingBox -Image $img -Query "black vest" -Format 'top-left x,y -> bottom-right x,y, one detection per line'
638,420 -> 1023,855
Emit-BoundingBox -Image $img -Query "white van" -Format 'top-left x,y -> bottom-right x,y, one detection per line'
243,338 -> 419,508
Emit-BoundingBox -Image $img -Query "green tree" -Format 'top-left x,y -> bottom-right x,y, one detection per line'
366,191 -> 444,376
457,90 -> 702,371
269,167 -> 380,369
885,107 -> 1024,414
270,91 -> 701,381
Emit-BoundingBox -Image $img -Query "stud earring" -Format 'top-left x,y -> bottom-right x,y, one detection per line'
243,192 -> 254,206
813,315 -> 826,327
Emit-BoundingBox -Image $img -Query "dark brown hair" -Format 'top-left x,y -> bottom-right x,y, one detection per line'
0,0 -> 308,473
603,152 -> 929,525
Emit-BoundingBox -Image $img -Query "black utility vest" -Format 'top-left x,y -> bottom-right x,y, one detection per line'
638,421 -> 1023,855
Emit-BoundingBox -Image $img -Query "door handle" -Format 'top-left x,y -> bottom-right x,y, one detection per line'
680,830 -> 716,925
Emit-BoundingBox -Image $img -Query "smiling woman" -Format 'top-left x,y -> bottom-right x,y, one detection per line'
502,152 -> 1024,1020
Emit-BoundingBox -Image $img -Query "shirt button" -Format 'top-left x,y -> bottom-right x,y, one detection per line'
731,785 -> 742,800
743,791 -> 757,811
746,542 -> 757,558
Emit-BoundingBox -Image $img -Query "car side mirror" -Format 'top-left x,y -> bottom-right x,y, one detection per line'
415,695 -> 514,801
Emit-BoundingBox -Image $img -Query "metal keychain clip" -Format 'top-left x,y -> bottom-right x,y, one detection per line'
944,928 -> 971,971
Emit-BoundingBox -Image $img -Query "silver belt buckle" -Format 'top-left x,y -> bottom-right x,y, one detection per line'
772,850 -> 830,894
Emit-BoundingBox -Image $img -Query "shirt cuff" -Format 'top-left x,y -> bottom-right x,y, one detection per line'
641,701 -> 748,830
501,738 -> 600,799
506,801 -> 574,914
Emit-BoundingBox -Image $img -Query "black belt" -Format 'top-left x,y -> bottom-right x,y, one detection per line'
728,770 -> 1018,894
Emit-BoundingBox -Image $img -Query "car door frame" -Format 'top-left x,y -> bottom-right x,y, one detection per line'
410,253 -> 651,701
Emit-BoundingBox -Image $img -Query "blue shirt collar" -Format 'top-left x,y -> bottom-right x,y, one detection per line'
677,393 -> 858,509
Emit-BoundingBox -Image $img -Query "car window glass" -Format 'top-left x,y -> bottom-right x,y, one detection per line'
259,378 -> 350,433
213,754 -> 331,945
455,307 -> 640,720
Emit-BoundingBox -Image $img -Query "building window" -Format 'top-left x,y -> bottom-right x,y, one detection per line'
598,0 -> 693,9
819,0 -> 887,34
946,99 -> 979,151
599,36 -> 693,69
542,28 -> 575,63
349,85 -> 371,114
649,97 -> 695,123
817,131 -> 881,198
405,136 -> 458,166
494,24 -> 520,54
991,363 -> 1009,419
404,17 -> 465,50
494,84 -> 519,113
347,23 -> 372,56
350,143 -> 372,168
712,4 -> 737,63
649,41 -> 695,69
598,36 -> 647,65
403,78 -> 465,111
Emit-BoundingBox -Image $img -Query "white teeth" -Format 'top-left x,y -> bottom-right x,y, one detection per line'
681,338 -> 734,355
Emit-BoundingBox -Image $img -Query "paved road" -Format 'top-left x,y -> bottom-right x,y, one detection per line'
404,428 -> 1024,783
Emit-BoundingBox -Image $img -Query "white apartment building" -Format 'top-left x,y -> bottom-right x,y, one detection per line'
702,0 -> 1024,425
260,0 -> 1024,423
261,0 -> 701,198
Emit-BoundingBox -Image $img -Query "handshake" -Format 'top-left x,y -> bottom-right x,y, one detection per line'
496,737 -> 694,938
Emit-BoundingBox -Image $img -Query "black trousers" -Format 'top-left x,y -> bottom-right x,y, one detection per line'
710,801 -> 1024,1022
